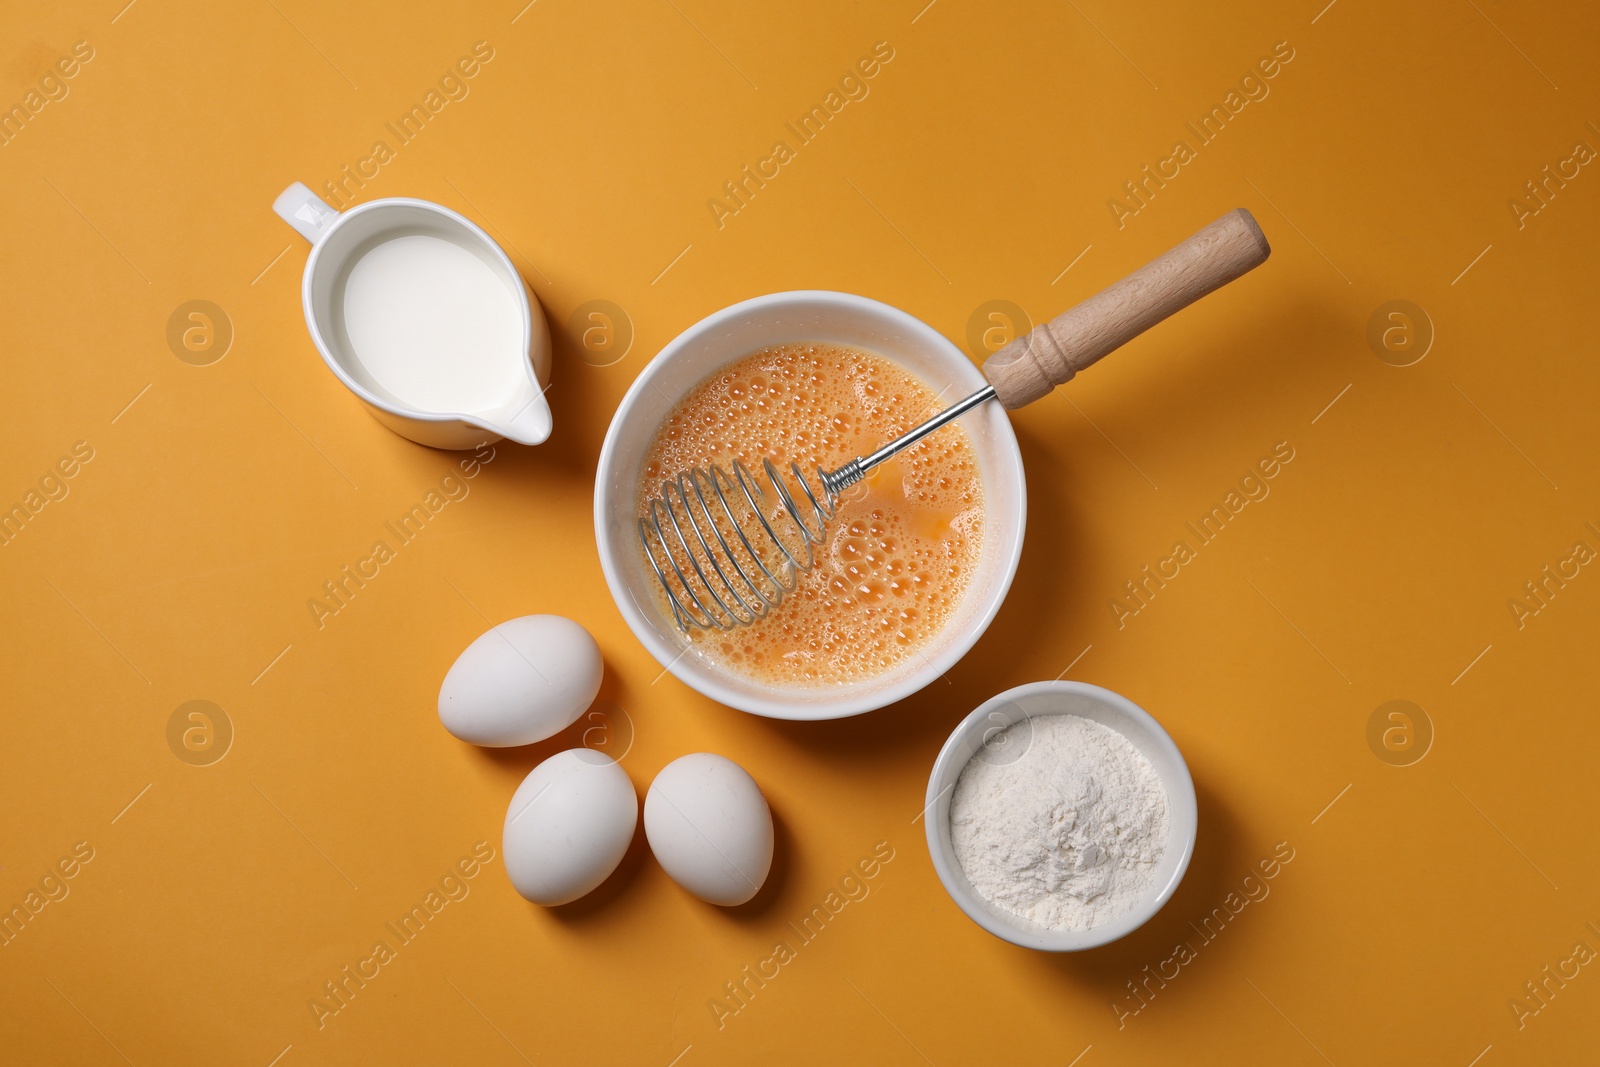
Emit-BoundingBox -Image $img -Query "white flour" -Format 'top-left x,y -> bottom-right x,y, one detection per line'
950,713 -> 1170,931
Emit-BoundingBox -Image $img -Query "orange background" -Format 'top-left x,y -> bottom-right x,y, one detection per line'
3,1 -> 1599,1064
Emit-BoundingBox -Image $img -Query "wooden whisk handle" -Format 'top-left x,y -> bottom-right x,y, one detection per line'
982,208 -> 1271,409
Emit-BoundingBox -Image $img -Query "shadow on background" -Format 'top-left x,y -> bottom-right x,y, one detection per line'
1066,294 -> 1346,456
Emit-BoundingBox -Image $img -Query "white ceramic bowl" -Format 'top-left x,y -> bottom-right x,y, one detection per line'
594,291 -> 1026,720
924,681 -> 1198,950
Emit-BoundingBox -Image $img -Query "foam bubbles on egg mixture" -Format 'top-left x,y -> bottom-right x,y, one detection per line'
639,343 -> 984,687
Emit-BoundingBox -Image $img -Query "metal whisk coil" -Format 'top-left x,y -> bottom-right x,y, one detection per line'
640,384 -> 996,634
639,459 -> 846,632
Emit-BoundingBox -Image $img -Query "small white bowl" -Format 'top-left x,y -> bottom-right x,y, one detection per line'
594,291 -> 1027,720
924,681 -> 1198,951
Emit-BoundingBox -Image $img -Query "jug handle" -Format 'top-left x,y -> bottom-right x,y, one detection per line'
274,182 -> 339,244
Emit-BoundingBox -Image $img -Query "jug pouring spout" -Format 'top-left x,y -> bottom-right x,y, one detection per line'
487,392 -> 553,446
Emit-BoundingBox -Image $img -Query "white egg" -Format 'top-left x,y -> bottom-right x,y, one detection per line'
439,615 -> 602,747
644,753 -> 774,906
503,748 -> 637,905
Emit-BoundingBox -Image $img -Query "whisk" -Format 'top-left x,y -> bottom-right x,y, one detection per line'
640,209 -> 1271,632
